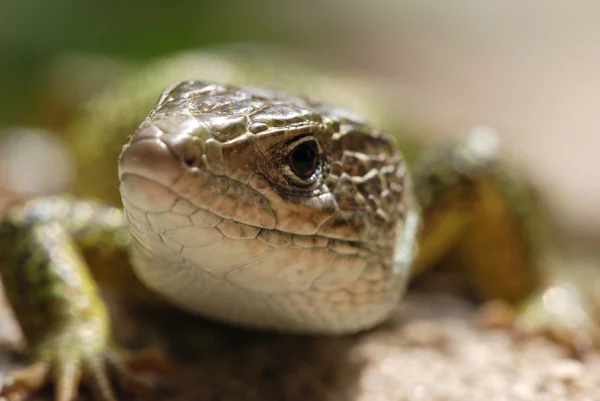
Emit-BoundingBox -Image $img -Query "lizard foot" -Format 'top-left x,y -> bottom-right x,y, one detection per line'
478,282 -> 600,357
514,282 -> 600,357
0,347 -> 173,401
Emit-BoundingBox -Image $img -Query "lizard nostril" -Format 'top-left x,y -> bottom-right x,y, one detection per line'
183,154 -> 199,168
160,133 -> 206,170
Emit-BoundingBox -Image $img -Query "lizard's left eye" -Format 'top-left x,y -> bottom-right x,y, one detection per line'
289,140 -> 318,180
281,136 -> 322,188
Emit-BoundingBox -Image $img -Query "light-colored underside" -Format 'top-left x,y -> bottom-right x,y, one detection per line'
122,174 -> 409,334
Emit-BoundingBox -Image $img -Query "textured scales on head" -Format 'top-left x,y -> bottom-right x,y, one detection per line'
118,80 -> 414,333
141,80 -> 408,240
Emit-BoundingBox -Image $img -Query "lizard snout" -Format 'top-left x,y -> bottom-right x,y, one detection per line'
117,114 -> 217,217
118,115 -> 213,188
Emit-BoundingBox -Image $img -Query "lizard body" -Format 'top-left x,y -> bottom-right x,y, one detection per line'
0,48 -> 592,401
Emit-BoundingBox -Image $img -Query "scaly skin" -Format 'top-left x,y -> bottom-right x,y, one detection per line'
0,49 -> 596,400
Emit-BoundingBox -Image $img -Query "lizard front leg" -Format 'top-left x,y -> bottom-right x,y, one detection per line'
0,196 -> 171,401
411,127 -> 600,351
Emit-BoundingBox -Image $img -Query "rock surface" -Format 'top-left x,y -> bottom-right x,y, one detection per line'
2,285 -> 600,401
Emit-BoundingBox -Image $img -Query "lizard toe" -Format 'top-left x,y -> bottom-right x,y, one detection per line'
514,282 -> 600,357
106,347 -> 174,399
0,347 -> 174,401
1,361 -> 49,400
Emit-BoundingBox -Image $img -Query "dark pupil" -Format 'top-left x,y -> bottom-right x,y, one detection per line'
289,141 -> 318,179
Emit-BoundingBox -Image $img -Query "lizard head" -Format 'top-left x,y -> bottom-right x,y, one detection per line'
118,81 -> 417,333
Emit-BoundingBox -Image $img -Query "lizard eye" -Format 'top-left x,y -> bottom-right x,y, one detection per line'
281,136 -> 322,187
289,140 -> 318,179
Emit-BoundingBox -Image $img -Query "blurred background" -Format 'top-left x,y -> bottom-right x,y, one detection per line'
0,0 -> 598,241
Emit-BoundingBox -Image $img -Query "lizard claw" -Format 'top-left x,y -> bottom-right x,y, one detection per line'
1,348 -> 174,401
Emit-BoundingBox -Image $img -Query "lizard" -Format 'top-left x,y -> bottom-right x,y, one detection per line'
0,47 -> 597,401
